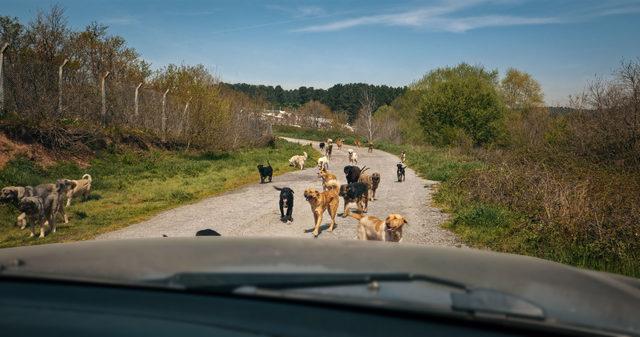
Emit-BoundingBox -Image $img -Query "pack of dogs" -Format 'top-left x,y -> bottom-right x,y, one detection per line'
1,174 -> 92,238
271,139 -> 410,242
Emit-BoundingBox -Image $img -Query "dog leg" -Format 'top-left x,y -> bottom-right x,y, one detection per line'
17,212 -> 26,229
279,200 -> 286,222
328,201 -> 338,232
312,212 -> 322,237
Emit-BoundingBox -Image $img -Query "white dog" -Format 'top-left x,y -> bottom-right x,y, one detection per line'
289,151 -> 308,170
317,156 -> 329,170
348,149 -> 358,164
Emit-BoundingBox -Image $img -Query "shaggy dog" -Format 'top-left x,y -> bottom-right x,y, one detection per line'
335,139 -> 343,150
317,156 -> 329,170
358,171 -> 374,201
257,161 -> 273,183
371,173 -> 381,200
344,165 -> 367,184
289,151 -> 308,170
18,196 -> 47,238
64,174 -> 92,207
318,167 -> 338,191
397,163 -> 407,182
400,151 -> 406,163
304,185 -> 339,237
325,144 -> 333,159
274,186 -> 294,222
349,213 -> 408,242
195,229 -> 221,236
1,186 -> 34,228
347,149 -> 358,164
339,182 -> 369,216
319,142 -> 325,151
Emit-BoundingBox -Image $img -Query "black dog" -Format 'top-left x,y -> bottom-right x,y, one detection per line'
274,186 -> 294,222
397,163 -> 407,182
195,229 -> 221,236
344,165 -> 368,184
257,161 -> 273,183
339,182 -> 369,216
319,142 -> 325,151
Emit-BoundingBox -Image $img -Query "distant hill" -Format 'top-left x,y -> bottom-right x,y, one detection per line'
547,106 -> 577,115
223,83 -> 406,122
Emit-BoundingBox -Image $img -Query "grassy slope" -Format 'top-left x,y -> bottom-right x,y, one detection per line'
275,126 -> 639,278
0,139 -> 317,248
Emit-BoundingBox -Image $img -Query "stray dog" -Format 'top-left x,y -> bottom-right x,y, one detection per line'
195,229 -> 221,236
319,142 -> 325,151
354,139 -> 362,147
289,151 -> 308,170
335,139 -> 343,150
400,151 -> 406,163
274,186 -> 294,222
358,170 -> 374,201
317,156 -> 329,170
303,186 -> 339,237
318,167 -> 338,191
397,163 -> 406,182
325,144 -> 333,159
347,149 -> 358,164
339,182 -> 369,216
371,173 -> 381,200
344,165 -> 367,184
257,161 -> 273,183
18,196 -> 47,238
368,143 -> 374,153
1,186 -> 34,228
349,213 -> 408,242
326,138 -> 333,145
64,174 -> 92,207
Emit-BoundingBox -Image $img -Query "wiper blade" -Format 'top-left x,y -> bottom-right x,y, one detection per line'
149,272 -> 467,292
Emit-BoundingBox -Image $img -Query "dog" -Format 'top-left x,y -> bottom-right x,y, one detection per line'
339,182 -> 369,216
64,174 -> 92,207
1,186 -> 34,228
319,142 -> 325,151
347,149 -> 358,164
18,196 -> 47,238
303,185 -> 339,237
326,138 -> 333,145
274,186 -> 294,222
318,167 -> 338,191
349,213 -> 408,242
371,173 -> 381,200
317,156 -> 329,170
257,161 -> 273,183
195,229 -> 221,236
358,171 -> 374,201
368,143 -> 374,153
325,144 -> 333,159
344,165 -> 367,184
335,139 -> 343,150
354,139 -> 362,147
397,163 -> 406,182
289,151 -> 308,170
400,151 -> 406,163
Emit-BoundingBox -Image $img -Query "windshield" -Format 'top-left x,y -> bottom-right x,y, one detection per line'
0,1 -> 639,335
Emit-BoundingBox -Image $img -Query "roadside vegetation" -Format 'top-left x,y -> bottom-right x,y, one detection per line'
0,139 -> 316,248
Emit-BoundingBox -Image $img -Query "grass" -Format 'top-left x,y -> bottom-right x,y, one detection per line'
0,139 -> 317,248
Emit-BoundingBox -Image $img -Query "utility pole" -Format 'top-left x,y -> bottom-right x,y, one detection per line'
58,58 -> 68,115
0,42 -> 9,115
161,88 -> 169,142
100,71 -> 110,126
134,82 -> 142,117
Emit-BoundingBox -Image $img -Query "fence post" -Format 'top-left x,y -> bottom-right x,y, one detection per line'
58,58 -> 68,115
100,71 -> 110,126
0,42 -> 9,115
161,88 -> 169,142
134,82 -> 143,117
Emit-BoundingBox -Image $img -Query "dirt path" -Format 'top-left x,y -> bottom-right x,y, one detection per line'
98,138 -> 462,246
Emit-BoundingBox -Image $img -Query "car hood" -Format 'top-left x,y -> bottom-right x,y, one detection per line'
0,238 -> 639,335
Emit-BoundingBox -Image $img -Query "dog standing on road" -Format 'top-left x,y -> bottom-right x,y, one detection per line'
344,165 -> 367,184
289,151 -> 308,170
317,156 -> 329,170
304,184 -> 339,237
257,161 -> 273,183
325,144 -> 333,160
368,143 -> 373,153
350,213 -> 408,242
400,151 -> 406,163
335,139 -> 343,150
348,149 -> 358,164
319,142 -> 325,151
371,173 -> 381,200
339,182 -> 369,216
397,163 -> 406,182
64,174 -> 92,207
274,186 -> 294,223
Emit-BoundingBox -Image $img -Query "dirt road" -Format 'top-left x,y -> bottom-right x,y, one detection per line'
98,138 -> 462,246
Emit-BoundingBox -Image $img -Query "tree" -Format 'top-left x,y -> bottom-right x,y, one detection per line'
354,88 -> 376,142
417,63 -> 506,146
500,68 -> 544,110
298,100 -> 332,128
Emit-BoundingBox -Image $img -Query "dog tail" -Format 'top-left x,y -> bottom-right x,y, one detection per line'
360,166 -> 369,174
348,213 -> 364,220
82,174 -> 92,182
267,160 -> 271,167
273,186 -> 283,191
325,180 -> 339,190
303,151 -> 308,159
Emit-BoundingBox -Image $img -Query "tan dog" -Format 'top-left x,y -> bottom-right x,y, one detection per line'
64,174 -> 92,207
303,186 -> 339,237
317,167 -> 338,190
335,139 -> 343,150
354,139 -> 362,147
289,151 -> 308,170
358,171 -> 373,200
349,213 -> 407,242
371,173 -> 381,200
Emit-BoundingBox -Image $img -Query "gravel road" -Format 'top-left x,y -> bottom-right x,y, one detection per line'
98,137 -> 462,246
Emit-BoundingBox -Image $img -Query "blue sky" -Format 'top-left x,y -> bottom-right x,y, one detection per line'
3,0 -> 640,105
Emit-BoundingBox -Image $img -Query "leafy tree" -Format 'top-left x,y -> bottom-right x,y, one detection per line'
501,68 -> 544,110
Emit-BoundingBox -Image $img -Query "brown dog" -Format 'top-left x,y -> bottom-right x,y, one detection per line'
317,167 -> 338,191
335,138 -> 343,150
349,213 -> 407,242
303,186 -> 339,237
358,171 -> 373,201
371,173 -> 381,200
354,139 -> 362,147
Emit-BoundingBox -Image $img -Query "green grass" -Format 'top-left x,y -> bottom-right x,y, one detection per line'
0,139 -> 317,248
275,125 -> 363,145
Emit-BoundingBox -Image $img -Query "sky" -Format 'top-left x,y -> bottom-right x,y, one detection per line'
3,0 -> 640,105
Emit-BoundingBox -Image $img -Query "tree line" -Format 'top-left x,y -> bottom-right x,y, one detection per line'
223,82 -> 406,122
